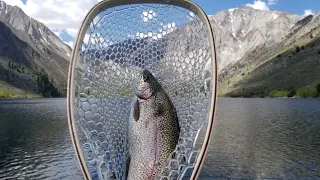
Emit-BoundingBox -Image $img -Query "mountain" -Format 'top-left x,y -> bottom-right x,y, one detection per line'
207,6 -> 302,71
0,1 -> 319,98
0,1 -> 71,97
205,6 -> 320,97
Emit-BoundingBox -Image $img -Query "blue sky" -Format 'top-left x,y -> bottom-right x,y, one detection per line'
195,0 -> 319,15
19,0 -> 320,15
3,0 -> 319,47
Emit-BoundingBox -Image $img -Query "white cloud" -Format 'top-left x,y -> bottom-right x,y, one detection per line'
64,41 -> 74,48
303,9 -> 314,16
267,0 -> 277,5
246,0 -> 270,11
2,0 -> 100,38
66,28 -> 79,38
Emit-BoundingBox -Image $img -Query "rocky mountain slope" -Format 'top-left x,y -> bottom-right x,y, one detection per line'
0,1 -> 71,97
214,7 -> 320,97
222,34 -> 320,97
209,7 -> 302,71
0,0 -> 319,98
0,1 -> 71,58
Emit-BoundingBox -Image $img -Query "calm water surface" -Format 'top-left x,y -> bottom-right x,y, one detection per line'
0,98 -> 319,179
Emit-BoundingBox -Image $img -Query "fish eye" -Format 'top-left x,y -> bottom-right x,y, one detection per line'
143,75 -> 148,81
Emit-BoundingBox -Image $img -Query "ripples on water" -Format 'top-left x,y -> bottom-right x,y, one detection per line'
0,99 -> 82,180
0,98 -> 320,179
201,98 -> 320,179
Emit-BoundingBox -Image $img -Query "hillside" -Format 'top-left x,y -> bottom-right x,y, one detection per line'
0,0 -> 319,98
208,6 -> 302,71
220,36 -> 320,97
218,13 -> 320,97
196,6 -> 320,98
0,1 -> 71,97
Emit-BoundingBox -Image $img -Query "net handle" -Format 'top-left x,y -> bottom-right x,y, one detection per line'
67,0 -> 218,180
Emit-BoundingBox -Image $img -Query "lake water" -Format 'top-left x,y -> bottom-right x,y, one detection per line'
0,98 -> 319,179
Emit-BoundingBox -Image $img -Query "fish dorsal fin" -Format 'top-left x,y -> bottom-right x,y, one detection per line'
133,99 -> 140,122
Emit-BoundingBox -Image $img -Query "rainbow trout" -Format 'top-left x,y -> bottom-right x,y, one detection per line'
126,69 -> 180,180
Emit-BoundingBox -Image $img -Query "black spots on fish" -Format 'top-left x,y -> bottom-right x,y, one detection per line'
144,118 -> 149,128
155,107 -> 164,117
133,100 -> 140,121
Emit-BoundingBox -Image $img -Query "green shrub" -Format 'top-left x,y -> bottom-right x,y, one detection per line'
217,93 -> 224,97
296,88 -> 319,98
269,90 -> 288,97
0,90 -> 13,98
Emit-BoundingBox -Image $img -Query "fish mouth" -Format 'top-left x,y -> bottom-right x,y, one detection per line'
136,81 -> 153,100
136,87 -> 152,100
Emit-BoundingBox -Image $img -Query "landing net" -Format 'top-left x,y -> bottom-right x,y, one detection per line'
68,1 -> 217,179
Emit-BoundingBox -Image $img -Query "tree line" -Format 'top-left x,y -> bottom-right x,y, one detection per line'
37,68 -> 61,97
8,61 -> 26,74
269,84 -> 320,98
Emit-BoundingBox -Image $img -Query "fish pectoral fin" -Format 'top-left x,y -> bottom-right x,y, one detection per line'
133,99 -> 140,121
